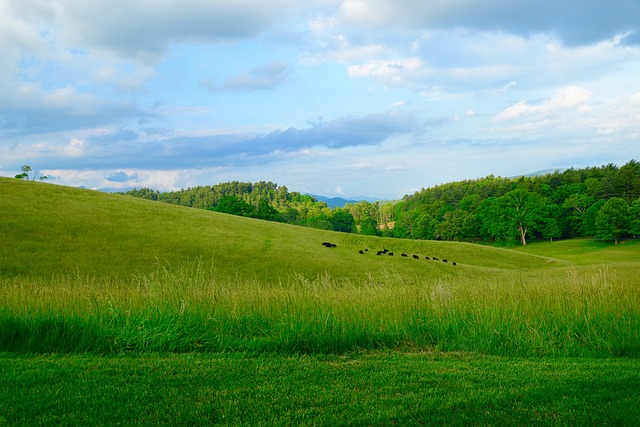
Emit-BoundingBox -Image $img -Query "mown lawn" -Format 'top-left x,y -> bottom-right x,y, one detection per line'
2,351 -> 639,426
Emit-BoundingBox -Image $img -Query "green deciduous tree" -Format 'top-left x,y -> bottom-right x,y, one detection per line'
630,199 -> 640,236
595,197 -> 629,244
562,193 -> 594,236
435,210 -> 469,241
329,210 -> 356,233
503,189 -> 548,245
359,216 -> 380,236
583,199 -> 606,236
479,190 -> 548,245
477,197 -> 514,243
308,217 -> 333,230
212,195 -> 256,218
412,213 -> 437,240
256,198 -> 282,222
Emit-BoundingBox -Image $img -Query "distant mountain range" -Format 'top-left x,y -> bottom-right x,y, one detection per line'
309,195 -> 360,208
309,194 -> 385,208
514,168 -> 568,178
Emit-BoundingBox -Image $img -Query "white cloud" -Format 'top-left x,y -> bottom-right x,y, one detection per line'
63,138 -> 87,157
583,92 -> 640,137
494,86 -> 593,121
348,58 -> 424,86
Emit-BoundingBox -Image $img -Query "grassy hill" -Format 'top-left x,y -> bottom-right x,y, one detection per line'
1,177 -> 564,281
1,177 -> 638,357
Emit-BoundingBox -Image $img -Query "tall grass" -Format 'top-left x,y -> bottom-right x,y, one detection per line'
2,260 -> 638,356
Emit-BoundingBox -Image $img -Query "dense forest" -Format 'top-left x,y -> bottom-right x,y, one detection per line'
119,160 -> 640,245
119,181 -> 357,232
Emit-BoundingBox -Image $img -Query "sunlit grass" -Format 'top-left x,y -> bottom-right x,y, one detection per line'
2,260 -> 638,356
0,178 -> 566,281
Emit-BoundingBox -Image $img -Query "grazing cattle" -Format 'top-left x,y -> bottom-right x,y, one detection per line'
433,257 -> 439,261
365,248 -> 369,252
453,262 -> 457,266
359,250 -> 364,254
401,253 -> 408,257
412,254 -> 419,259
322,242 -> 336,248
383,249 -> 389,253
388,252 -> 394,256
425,256 -> 430,260
377,251 -> 383,255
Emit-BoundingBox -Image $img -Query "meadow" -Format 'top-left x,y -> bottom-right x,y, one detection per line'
1,178 -> 640,425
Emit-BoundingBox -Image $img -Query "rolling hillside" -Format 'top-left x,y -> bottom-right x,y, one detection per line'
1,178 -> 567,282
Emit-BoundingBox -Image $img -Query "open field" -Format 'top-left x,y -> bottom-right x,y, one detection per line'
1,178 -> 566,281
2,178 -> 640,424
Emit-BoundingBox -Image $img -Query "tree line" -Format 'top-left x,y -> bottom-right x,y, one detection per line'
119,181 -> 357,233
119,160 -> 640,245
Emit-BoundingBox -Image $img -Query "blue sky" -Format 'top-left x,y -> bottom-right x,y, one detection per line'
1,0 -> 639,199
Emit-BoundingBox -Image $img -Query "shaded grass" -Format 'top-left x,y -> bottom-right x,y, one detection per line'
2,351 -> 639,426
2,260 -> 638,357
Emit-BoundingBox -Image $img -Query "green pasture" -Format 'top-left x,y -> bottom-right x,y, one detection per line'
0,178 -> 565,281
2,178 -> 640,424
516,236 -> 640,265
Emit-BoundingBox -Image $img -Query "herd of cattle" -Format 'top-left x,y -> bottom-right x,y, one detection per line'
321,242 -> 457,266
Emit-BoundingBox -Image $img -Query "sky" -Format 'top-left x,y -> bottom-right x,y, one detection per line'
1,0 -> 639,199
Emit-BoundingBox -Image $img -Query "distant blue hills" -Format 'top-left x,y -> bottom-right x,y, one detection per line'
513,168 -> 568,178
309,195 -> 385,208
309,195 -> 360,208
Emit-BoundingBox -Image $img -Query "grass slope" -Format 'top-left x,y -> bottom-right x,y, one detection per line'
1,178 -> 563,281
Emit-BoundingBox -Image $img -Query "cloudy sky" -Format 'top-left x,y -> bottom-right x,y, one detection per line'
1,0 -> 639,199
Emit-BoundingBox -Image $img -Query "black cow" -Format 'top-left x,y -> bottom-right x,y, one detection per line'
425,256 -> 430,260
401,253 -> 408,257
453,262 -> 457,266
443,259 -> 448,263
412,254 -> 419,259
359,250 -> 364,254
